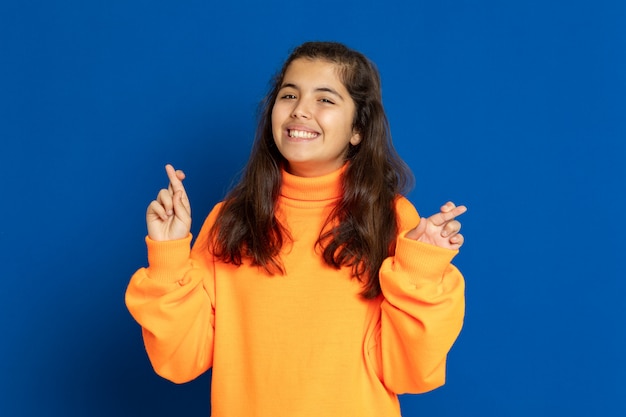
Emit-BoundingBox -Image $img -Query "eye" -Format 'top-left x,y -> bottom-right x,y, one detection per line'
319,98 -> 335,104
280,94 -> 297,100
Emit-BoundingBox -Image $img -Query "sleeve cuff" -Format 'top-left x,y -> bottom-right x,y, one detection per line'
145,234 -> 193,283
392,231 -> 458,284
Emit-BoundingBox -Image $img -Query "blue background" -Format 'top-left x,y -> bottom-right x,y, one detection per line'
2,0 -> 624,416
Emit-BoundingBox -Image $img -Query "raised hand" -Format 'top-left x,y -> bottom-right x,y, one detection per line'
406,202 -> 467,250
146,164 -> 192,241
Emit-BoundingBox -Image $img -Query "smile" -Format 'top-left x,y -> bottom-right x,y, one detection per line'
288,129 -> 319,139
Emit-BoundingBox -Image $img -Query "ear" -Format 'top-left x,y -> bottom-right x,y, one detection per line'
350,130 -> 362,146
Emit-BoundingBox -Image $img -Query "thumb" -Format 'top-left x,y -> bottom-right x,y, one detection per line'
405,216 -> 427,240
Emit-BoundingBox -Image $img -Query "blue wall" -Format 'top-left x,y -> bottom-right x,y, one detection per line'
2,1 -> 624,416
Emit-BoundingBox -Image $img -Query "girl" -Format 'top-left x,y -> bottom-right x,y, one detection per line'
126,41 -> 466,417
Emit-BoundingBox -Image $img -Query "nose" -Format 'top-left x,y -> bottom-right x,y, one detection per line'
291,99 -> 310,119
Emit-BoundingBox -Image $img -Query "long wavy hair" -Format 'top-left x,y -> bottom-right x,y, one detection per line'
208,41 -> 413,298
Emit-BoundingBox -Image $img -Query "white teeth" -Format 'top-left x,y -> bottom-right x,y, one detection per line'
289,129 -> 318,139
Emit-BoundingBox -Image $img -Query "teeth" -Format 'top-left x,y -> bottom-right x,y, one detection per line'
289,129 -> 318,139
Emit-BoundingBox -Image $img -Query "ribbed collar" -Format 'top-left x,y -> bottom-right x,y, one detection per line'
280,164 -> 346,202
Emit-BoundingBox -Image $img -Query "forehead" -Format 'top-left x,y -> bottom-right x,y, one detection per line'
282,58 -> 346,88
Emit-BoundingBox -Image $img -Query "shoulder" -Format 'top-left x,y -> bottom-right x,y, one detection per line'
394,195 -> 420,231
192,202 -> 226,251
206,201 -> 225,224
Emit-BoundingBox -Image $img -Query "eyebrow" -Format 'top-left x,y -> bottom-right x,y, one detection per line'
279,83 -> 345,101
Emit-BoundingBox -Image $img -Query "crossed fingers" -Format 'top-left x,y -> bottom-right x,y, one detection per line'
406,201 -> 467,249
430,202 -> 466,247
146,164 -> 192,241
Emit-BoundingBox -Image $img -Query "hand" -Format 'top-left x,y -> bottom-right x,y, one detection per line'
146,164 -> 192,241
405,202 -> 467,250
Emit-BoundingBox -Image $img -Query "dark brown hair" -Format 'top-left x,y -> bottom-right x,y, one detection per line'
209,41 -> 413,298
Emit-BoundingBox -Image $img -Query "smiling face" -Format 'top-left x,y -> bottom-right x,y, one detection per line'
271,58 -> 362,177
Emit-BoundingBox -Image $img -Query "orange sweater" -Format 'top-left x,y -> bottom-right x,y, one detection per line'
126,166 -> 465,417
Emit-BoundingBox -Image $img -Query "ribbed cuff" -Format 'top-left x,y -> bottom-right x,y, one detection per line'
145,234 -> 193,283
393,230 -> 458,283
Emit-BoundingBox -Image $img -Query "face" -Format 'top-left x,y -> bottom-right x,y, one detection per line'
271,58 -> 361,177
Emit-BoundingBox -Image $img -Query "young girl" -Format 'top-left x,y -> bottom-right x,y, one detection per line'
126,41 -> 466,417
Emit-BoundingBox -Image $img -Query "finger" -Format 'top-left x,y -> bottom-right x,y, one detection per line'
157,188 -> 175,216
172,190 -> 191,219
179,187 -> 191,214
147,200 -> 168,221
428,204 -> 467,226
450,233 -> 464,247
167,170 -> 187,194
440,201 -> 456,213
441,219 -> 462,238
441,202 -> 467,215
165,164 -> 187,194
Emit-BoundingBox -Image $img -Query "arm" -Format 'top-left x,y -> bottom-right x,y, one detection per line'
375,198 -> 466,394
125,165 -> 218,384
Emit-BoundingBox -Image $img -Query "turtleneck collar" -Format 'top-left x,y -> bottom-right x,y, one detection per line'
280,164 -> 346,202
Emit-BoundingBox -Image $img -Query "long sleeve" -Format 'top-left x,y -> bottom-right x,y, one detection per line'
372,197 -> 466,394
125,207 -> 220,384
